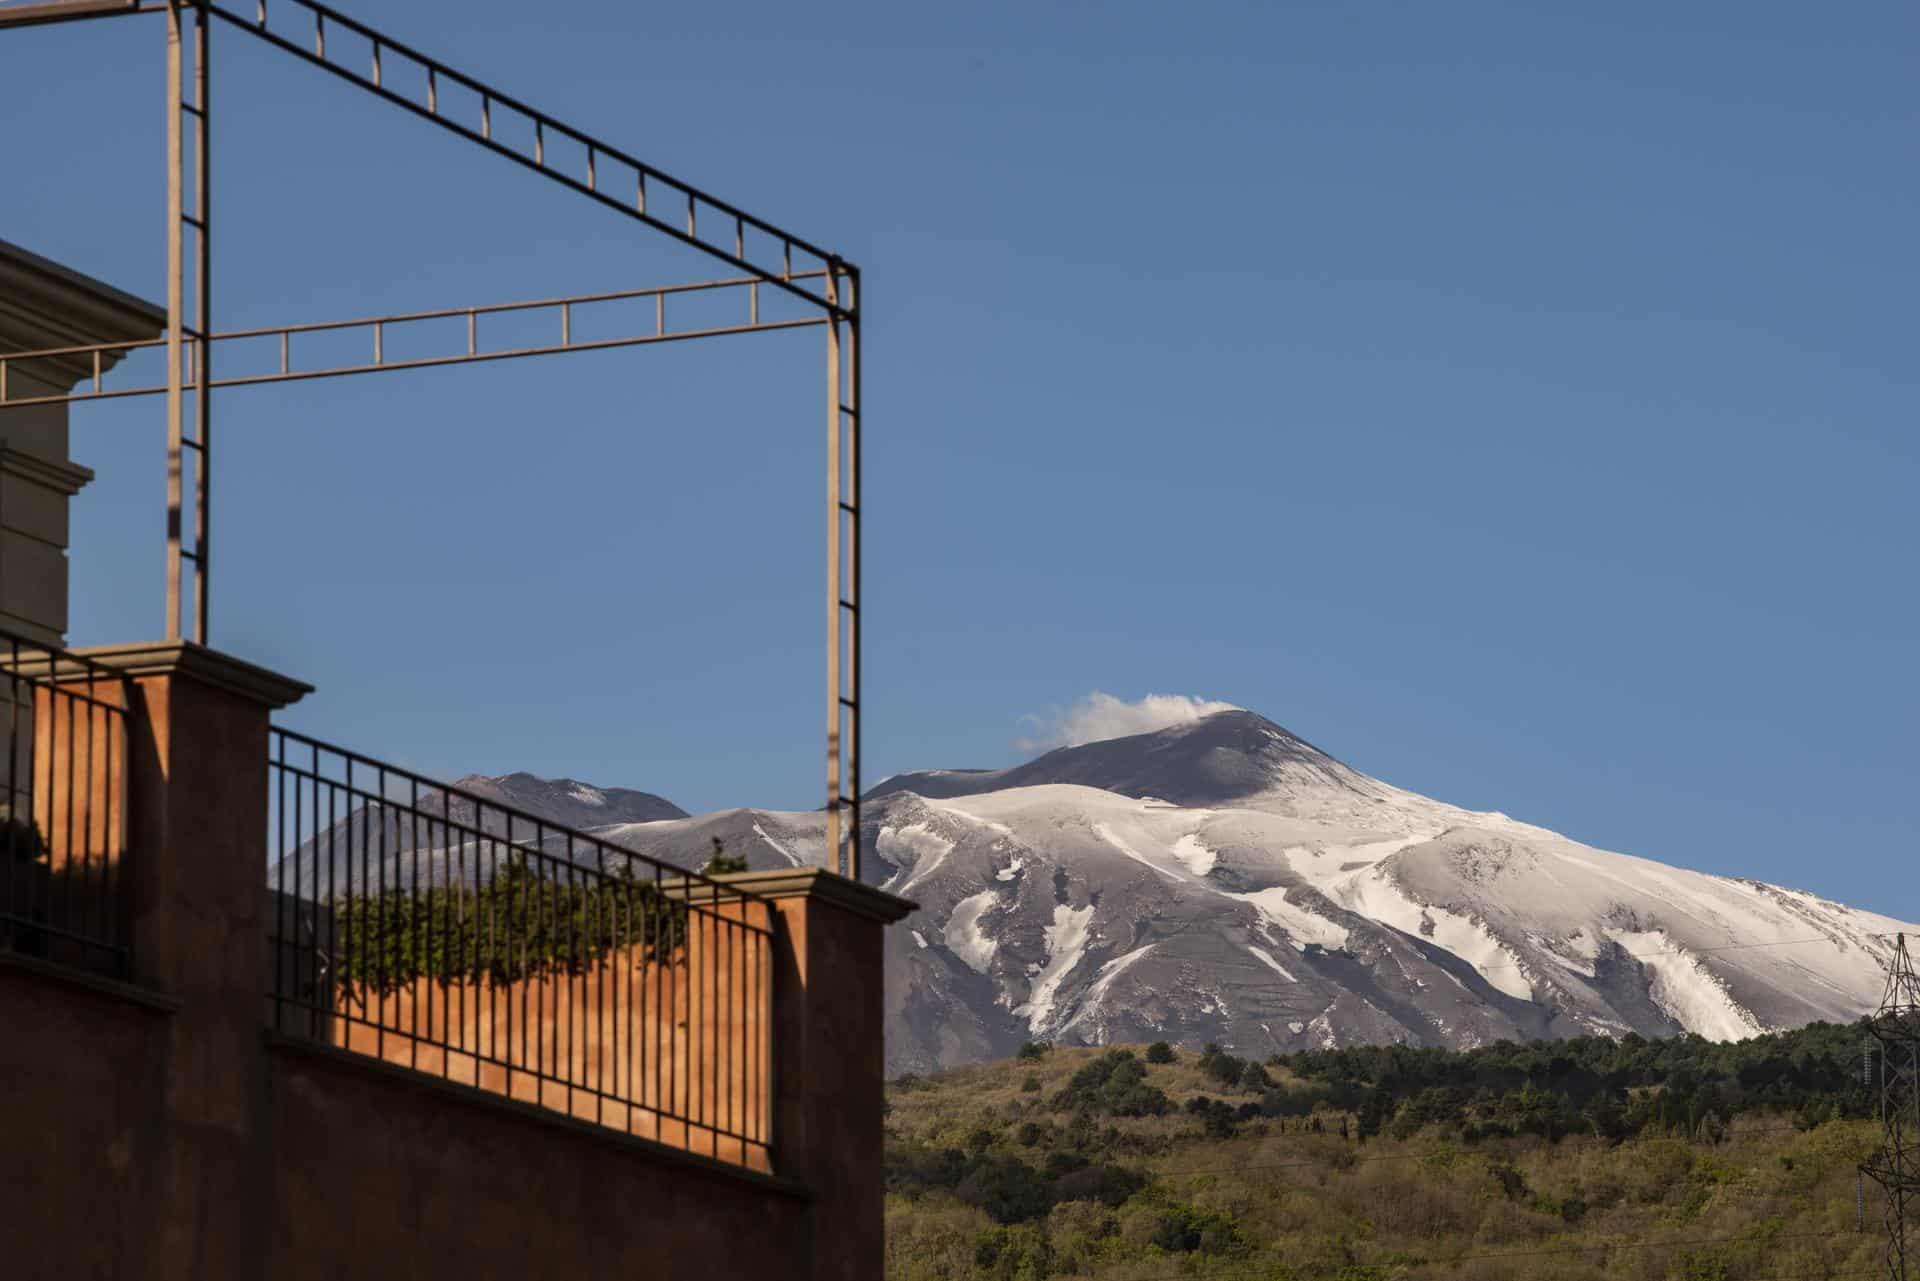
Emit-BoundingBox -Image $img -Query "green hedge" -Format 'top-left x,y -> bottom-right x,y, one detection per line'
330,856 -> 688,990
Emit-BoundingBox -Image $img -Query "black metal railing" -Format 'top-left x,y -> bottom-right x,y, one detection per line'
0,629 -> 130,978
266,727 -> 775,1167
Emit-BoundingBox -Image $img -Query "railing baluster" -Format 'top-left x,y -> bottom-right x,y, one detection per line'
0,631 -> 130,976
252,726 -> 773,1165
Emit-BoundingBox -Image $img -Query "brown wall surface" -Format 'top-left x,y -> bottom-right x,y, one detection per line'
0,962 -> 808,1281
267,1040 -> 808,1281
0,963 -> 176,1281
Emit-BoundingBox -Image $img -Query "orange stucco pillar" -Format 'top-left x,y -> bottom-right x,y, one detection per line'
68,640 -> 311,1280
712,867 -> 914,1281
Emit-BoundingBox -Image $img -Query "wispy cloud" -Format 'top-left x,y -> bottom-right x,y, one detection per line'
1017,692 -> 1240,753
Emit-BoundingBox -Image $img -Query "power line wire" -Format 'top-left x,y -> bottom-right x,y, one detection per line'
1149,1121 -> 1867,1178
1060,1254 -> 1884,1281
1467,932 -> 1865,973
1036,1229 -> 1889,1281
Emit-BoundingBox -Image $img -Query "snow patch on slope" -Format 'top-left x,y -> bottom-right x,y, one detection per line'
751,821 -> 804,867
1018,903 -> 1098,1033
1094,823 -> 1184,883
944,890 -> 1001,973
1234,887 -> 1351,952
1249,945 -> 1296,981
1608,928 -> 1764,1040
1172,832 -> 1218,877
883,824 -> 957,894
1342,868 -> 1535,1001
930,799 -> 1014,836
1060,944 -> 1158,1036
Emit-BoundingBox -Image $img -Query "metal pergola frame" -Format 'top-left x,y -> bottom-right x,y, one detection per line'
0,0 -> 864,878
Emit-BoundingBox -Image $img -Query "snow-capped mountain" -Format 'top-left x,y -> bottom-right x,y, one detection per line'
275,711 -> 1916,1077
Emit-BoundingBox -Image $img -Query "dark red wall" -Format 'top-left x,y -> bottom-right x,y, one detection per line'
0,962 -> 810,1281
267,1041 -> 808,1279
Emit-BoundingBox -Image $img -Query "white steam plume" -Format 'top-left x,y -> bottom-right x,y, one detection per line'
1017,692 -> 1240,753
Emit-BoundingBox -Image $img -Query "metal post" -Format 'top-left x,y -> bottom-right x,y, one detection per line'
848,270 -> 864,887
191,0 -> 211,644
845,266 -> 861,882
822,264 -> 861,882
823,270 -> 842,877
164,1 -> 184,641
164,0 -> 210,644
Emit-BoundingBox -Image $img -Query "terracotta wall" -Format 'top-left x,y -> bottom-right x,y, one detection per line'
313,900 -> 776,1171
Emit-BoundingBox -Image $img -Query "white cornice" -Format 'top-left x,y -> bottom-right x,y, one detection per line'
0,239 -> 165,391
0,445 -> 94,495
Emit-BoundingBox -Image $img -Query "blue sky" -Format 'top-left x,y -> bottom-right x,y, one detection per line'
4,2 -> 1915,918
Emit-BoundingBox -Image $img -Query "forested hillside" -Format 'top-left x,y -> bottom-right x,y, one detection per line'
885,1023 -> 1891,1280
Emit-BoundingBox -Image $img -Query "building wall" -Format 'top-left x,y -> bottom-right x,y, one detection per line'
0,964 -> 176,1281
0,960 -> 810,1281
1,651 -> 908,1281
266,1040 -> 808,1280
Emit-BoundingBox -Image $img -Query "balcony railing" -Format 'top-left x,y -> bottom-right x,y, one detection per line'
0,630 -> 130,978
266,727 -> 775,1170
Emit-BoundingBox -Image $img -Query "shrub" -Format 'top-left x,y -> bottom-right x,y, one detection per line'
954,1154 -> 1052,1224
1146,1041 -> 1176,1064
1200,1043 -> 1250,1088
1139,1198 -> 1246,1255
1016,1041 -> 1050,1061
333,856 -> 686,990
1045,1200 -> 1115,1275
1053,1050 -> 1171,1118
970,1223 -> 1051,1279
1051,1161 -> 1146,1208
1,815 -> 46,863
700,835 -> 748,875
1186,1095 -> 1240,1139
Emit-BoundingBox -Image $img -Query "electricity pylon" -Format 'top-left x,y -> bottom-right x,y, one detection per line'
1863,933 -> 1920,1280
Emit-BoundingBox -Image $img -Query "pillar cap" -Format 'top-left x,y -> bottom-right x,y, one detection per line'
666,866 -> 917,924
68,640 -> 313,710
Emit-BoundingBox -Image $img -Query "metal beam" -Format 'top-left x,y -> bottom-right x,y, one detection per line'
204,0 -> 853,319
0,273 -> 829,408
0,0 -> 155,30
5,0 -> 866,888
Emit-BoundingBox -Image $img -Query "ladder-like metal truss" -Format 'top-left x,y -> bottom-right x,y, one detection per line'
0,0 -> 865,878
1865,933 -> 1920,1280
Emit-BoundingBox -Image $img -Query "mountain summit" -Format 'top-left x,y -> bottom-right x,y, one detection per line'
868,710 -> 1363,810
279,709 -> 1917,1076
